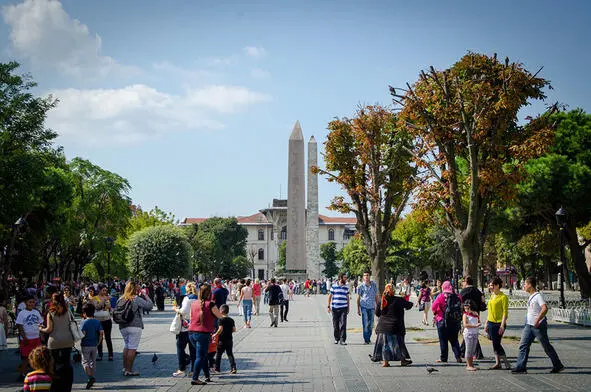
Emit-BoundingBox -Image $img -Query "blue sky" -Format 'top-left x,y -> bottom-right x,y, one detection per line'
1,0 -> 589,220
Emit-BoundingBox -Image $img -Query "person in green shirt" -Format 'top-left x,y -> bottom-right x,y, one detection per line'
484,277 -> 511,370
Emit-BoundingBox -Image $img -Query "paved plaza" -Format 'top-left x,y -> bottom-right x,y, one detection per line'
1,293 -> 591,391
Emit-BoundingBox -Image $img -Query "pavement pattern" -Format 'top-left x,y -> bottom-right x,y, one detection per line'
1,293 -> 591,391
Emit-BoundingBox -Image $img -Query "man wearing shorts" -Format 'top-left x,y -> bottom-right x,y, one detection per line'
16,296 -> 43,381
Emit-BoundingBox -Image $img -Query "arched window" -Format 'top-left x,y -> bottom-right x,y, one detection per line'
328,228 -> 335,241
258,229 -> 264,241
280,226 -> 287,240
258,248 -> 265,260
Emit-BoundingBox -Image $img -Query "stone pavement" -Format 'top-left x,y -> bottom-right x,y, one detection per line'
1,293 -> 591,391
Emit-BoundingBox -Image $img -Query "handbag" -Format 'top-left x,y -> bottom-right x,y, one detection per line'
169,313 -> 182,335
418,302 -> 425,311
68,311 -> 84,342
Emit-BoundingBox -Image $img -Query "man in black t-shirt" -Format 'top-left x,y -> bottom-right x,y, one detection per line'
459,276 -> 485,359
213,304 -> 236,373
265,278 -> 283,327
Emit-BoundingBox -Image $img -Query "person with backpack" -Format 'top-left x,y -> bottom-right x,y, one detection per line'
459,276 -> 486,359
431,281 -> 463,363
484,276 -> 511,370
113,282 -> 153,377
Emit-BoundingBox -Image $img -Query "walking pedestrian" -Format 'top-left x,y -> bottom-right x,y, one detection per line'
188,284 -> 223,386
512,276 -> 564,374
417,281 -> 431,326
280,279 -> 290,322
485,277 -> 511,370
213,304 -> 237,374
328,273 -> 350,345
265,278 -> 283,327
238,279 -> 253,328
80,303 -> 104,389
357,272 -> 379,344
172,282 -> 198,378
431,281 -> 463,363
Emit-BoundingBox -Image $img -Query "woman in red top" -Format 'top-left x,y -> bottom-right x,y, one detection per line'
252,279 -> 261,315
188,284 -> 223,386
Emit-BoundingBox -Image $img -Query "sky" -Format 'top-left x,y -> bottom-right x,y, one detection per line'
1,0 -> 590,221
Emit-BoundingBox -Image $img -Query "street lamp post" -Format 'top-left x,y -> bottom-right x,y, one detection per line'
555,207 -> 568,309
105,237 -> 114,287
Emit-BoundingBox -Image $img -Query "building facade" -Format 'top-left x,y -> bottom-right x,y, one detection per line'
181,199 -> 356,280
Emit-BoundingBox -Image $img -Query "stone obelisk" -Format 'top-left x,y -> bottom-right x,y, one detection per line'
306,136 -> 320,279
287,121 -> 306,274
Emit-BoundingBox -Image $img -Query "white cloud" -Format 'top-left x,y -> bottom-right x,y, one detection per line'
250,68 -> 270,79
47,84 -> 270,145
1,0 -> 138,78
186,85 -> 271,114
152,61 -> 213,82
243,46 -> 267,58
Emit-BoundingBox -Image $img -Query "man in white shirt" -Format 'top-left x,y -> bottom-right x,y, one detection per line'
280,279 -> 290,322
512,276 -> 564,374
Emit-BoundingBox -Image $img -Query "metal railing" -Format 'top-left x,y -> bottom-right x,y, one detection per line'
551,308 -> 591,327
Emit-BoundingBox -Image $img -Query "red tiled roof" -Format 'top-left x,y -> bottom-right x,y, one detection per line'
182,218 -> 208,224
236,213 -> 270,224
182,213 -> 356,225
318,214 -> 357,224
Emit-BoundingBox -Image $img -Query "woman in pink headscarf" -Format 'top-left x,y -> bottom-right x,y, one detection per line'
431,281 -> 463,363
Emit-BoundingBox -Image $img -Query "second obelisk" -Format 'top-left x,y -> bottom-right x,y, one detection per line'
287,121 -> 307,273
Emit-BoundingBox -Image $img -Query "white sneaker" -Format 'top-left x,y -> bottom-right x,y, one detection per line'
172,370 -> 186,377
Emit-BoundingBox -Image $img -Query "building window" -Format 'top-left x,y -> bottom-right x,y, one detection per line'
258,248 -> 264,260
258,229 -> 264,241
280,226 -> 287,240
328,228 -> 335,241
344,228 -> 355,240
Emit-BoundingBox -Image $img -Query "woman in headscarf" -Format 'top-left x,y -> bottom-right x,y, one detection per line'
370,284 -> 413,367
431,281 -> 463,363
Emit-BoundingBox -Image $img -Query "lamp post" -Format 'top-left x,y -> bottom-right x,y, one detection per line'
555,207 -> 568,309
105,237 -> 114,286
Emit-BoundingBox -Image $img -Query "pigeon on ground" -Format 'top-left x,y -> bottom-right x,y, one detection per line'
152,353 -> 159,366
426,365 -> 439,374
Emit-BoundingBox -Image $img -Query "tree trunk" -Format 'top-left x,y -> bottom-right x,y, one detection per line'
372,250 -> 386,294
544,257 -> 552,290
566,225 -> 591,299
458,235 -> 479,280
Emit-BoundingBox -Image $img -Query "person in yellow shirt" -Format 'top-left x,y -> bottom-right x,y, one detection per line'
484,277 -> 511,370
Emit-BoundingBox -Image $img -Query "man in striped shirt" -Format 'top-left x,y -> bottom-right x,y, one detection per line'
327,273 -> 350,345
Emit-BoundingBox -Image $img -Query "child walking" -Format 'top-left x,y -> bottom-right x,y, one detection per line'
214,304 -> 237,374
81,303 -> 104,389
23,346 -> 53,391
463,300 -> 481,371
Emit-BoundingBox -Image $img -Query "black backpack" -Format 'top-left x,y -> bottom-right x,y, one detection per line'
444,293 -> 462,326
113,299 -> 135,324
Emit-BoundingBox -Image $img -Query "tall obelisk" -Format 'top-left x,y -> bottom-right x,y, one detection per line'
306,136 -> 320,279
287,121 -> 306,273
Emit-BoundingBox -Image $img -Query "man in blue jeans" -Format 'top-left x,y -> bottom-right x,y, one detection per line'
356,272 -> 380,344
512,276 -> 564,374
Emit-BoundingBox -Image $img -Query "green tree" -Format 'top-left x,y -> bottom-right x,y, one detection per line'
314,105 -> 415,292
517,109 -> 591,297
394,52 -> 554,280
185,217 -> 248,279
276,241 -> 287,274
0,62 -> 62,294
341,236 -> 371,278
127,225 -> 192,280
321,242 -> 342,279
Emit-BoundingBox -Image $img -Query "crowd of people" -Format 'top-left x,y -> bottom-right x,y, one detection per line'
336,273 -> 565,374
0,271 -> 566,391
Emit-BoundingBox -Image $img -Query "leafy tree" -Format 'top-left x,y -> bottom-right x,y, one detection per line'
393,52 -> 554,279
276,241 -> 286,274
341,237 -> 371,278
0,62 -> 62,294
314,105 -> 415,292
517,109 -> 591,297
127,205 -> 175,236
320,242 -> 341,279
127,225 -> 191,280
185,217 -> 248,279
